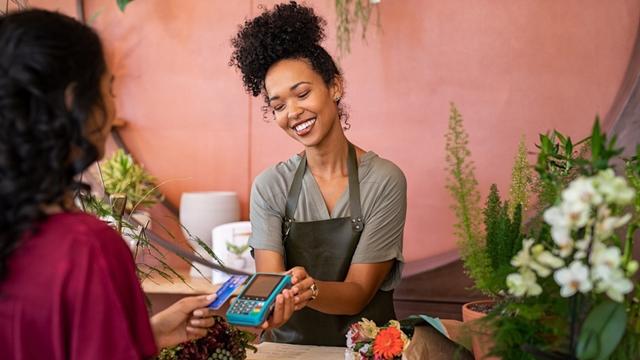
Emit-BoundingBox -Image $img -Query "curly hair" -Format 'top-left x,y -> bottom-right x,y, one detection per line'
0,9 -> 107,279
230,1 -> 349,128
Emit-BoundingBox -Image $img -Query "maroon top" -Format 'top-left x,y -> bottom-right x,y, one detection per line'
0,212 -> 157,359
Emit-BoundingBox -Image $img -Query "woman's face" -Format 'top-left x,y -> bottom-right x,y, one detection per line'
265,58 -> 342,148
85,72 -> 116,159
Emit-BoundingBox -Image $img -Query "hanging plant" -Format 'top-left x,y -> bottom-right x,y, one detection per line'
335,0 -> 381,57
0,0 -> 28,15
117,0 -> 133,12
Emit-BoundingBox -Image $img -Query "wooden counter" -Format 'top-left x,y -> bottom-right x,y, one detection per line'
142,273 -> 219,315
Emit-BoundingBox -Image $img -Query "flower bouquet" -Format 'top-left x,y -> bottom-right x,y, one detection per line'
488,120 -> 640,359
157,316 -> 256,360
345,319 -> 410,360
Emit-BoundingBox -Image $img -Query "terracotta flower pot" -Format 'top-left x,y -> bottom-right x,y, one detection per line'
462,300 -> 499,360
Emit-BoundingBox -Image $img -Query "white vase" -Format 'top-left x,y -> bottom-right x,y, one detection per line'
211,221 -> 256,284
179,191 -> 240,279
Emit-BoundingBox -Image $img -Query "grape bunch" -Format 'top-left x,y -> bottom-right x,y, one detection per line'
157,316 -> 257,360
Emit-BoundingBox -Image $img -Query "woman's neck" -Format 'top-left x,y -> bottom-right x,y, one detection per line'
305,130 -> 350,180
41,191 -> 78,215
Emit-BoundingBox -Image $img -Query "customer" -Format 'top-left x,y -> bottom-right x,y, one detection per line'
0,9 -> 216,359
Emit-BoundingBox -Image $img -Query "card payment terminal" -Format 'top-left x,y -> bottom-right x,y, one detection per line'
226,272 -> 292,327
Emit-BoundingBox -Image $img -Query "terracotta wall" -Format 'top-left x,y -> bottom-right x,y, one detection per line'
29,0 -> 640,269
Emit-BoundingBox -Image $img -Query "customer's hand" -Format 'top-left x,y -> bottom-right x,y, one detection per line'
288,266 -> 317,311
150,293 -> 217,349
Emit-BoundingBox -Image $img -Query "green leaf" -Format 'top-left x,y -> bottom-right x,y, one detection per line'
576,300 -> 627,360
117,0 -> 132,12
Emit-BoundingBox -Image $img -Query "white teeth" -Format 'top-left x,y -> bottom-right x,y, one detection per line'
294,119 -> 315,132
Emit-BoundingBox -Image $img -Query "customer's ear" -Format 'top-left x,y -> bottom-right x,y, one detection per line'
64,82 -> 76,111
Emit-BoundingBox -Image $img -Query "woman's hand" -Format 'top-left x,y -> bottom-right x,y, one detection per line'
288,266 -> 317,311
150,293 -> 217,349
259,288 -> 295,329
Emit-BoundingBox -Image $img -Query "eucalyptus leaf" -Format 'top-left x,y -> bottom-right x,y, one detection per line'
576,300 -> 627,360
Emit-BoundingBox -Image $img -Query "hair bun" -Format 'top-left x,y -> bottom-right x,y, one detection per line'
230,1 -> 328,96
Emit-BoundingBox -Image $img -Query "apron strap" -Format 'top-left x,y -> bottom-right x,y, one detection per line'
285,154 -> 307,221
284,142 -> 364,232
347,143 -> 364,232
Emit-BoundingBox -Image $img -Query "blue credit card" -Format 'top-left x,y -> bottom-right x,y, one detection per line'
208,275 -> 249,310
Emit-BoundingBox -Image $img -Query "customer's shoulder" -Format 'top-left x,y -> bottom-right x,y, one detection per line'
45,212 -> 123,248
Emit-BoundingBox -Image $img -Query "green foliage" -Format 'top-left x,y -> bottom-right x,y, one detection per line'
226,241 -> 250,256
576,300 -> 627,360
489,116 -> 640,359
335,0 -> 379,57
117,0 -> 132,12
509,136 -> 533,217
483,185 -> 524,293
100,149 -> 163,211
444,103 -> 492,293
445,103 -> 528,295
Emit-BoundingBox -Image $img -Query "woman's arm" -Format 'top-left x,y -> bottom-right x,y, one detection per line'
290,262 -> 394,315
255,249 -> 394,316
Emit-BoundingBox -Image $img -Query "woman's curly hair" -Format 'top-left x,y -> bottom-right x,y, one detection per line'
0,9 -> 107,279
230,1 -> 349,128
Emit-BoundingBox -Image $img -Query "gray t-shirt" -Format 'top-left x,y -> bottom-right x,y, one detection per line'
249,151 -> 406,290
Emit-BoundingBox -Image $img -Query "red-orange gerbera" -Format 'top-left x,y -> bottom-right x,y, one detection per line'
372,327 -> 404,359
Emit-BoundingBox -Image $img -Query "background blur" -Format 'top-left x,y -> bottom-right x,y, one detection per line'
28,0 -> 640,273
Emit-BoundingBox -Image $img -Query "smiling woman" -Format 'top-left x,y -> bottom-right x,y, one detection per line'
229,1 -> 407,346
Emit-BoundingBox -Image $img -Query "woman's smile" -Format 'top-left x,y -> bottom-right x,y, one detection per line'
292,117 -> 316,136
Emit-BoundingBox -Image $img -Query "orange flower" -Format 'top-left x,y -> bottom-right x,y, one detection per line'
372,327 -> 404,359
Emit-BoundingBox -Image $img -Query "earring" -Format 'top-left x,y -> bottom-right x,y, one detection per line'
334,95 -> 341,102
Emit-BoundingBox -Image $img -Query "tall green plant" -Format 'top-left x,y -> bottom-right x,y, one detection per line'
509,136 -> 532,217
483,185 -> 524,293
445,103 -> 529,296
445,103 -> 492,293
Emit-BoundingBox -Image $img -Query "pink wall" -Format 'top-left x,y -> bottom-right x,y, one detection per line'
30,0 -> 640,266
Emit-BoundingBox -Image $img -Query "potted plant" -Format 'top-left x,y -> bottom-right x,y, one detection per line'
79,150 -> 258,360
98,148 -> 164,228
487,120 -> 640,359
445,103 -> 533,359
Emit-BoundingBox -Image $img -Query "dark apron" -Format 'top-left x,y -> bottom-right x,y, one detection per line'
265,143 -> 396,346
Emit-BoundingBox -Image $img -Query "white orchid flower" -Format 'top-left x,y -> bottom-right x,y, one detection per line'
573,238 -> 591,260
590,245 -> 622,269
562,177 -> 602,207
507,269 -> 542,297
595,213 -> 632,240
511,238 -> 535,268
561,200 -> 591,228
554,261 -> 592,297
536,250 -> 565,270
594,169 -> 635,205
544,206 -> 569,228
593,267 -> 633,302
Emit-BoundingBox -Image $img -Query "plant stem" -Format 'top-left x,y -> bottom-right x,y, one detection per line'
569,294 -> 579,356
623,223 -> 638,265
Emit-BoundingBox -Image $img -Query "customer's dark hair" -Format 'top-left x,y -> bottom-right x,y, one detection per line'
230,1 -> 349,128
0,9 -> 107,278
